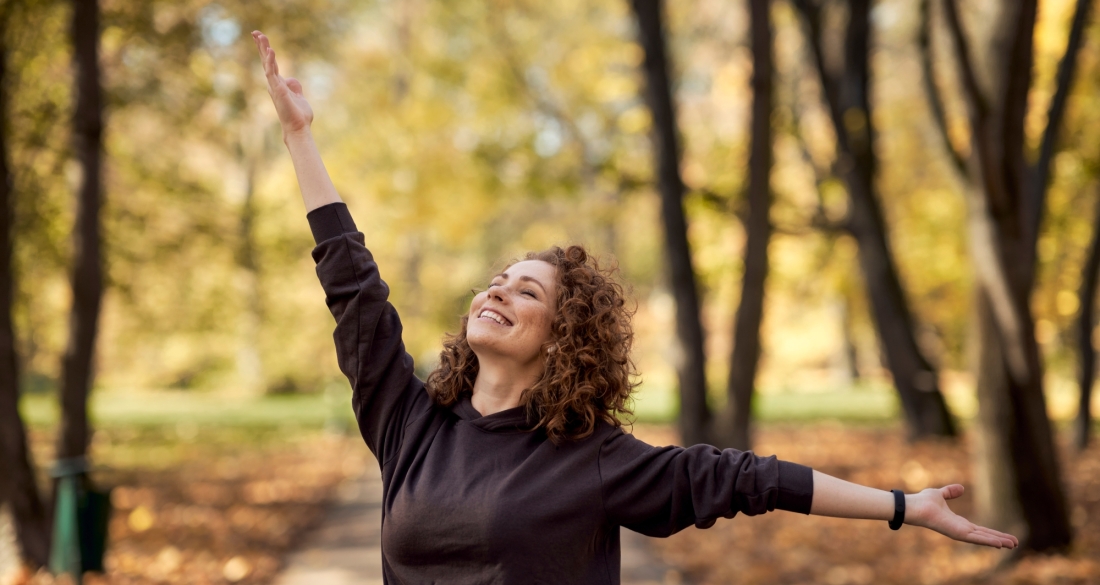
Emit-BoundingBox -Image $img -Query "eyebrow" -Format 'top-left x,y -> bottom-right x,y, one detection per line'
493,272 -> 547,293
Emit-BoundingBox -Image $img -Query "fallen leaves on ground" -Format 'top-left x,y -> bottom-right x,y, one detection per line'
20,425 -> 371,585
631,423 -> 1100,585
14,422 -> 1100,584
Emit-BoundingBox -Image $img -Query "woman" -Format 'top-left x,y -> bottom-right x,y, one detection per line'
251,30 -> 1017,584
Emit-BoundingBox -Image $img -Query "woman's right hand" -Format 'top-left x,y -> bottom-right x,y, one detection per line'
252,31 -> 314,141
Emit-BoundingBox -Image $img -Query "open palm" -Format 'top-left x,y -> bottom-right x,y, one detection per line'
907,484 -> 1019,548
252,31 -> 313,137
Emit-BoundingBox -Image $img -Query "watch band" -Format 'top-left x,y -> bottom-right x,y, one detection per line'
889,489 -> 905,530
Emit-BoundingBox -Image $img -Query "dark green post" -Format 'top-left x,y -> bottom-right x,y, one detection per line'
49,458 -> 86,583
49,456 -> 111,582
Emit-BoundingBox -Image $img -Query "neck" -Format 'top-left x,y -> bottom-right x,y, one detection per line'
470,357 -> 542,416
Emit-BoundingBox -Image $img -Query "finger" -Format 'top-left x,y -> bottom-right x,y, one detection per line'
252,31 -> 270,64
940,484 -> 965,500
266,45 -> 280,79
966,527 -> 1016,548
286,77 -> 304,96
253,32 -> 280,80
965,532 -> 1004,548
974,526 -> 1018,547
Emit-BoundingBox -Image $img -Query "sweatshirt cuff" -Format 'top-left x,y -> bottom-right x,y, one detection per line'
775,461 -> 814,515
306,202 -> 358,244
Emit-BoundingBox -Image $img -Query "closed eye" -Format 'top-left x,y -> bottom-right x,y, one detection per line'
522,290 -> 537,298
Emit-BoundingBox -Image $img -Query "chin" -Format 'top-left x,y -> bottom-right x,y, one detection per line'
465,327 -> 499,354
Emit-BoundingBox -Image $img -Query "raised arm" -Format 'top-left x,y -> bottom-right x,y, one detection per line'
252,31 -> 342,212
810,471 -> 1018,548
253,32 -> 431,464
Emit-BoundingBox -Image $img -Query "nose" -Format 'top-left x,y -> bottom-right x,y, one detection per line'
489,288 -> 506,303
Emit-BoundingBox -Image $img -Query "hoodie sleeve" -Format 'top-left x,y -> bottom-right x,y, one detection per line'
308,202 -> 431,464
598,429 -> 813,537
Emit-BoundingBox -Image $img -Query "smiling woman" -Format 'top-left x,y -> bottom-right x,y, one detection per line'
252,29 -> 1018,585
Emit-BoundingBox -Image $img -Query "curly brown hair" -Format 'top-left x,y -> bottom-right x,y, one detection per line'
426,245 -> 639,443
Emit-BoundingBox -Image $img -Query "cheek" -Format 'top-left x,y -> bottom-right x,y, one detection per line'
468,293 -> 487,317
530,307 -> 555,339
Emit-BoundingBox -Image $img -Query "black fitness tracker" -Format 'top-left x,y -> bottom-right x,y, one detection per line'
889,489 -> 905,530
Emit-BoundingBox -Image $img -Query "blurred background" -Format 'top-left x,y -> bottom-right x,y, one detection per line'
1,0 -> 1099,583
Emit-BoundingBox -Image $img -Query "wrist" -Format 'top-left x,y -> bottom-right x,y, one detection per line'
902,492 -> 929,527
282,127 -> 314,147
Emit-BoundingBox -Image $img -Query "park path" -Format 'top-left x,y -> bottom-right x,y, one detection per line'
273,454 -> 685,585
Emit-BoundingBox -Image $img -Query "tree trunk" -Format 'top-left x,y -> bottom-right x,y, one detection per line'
840,296 -> 861,382
1075,188 -> 1100,450
794,0 -> 956,439
969,241 -> 1072,545
941,0 -> 1078,550
713,0 -> 771,451
631,0 -> 710,446
58,0 -> 103,461
969,287 -> 1025,536
235,159 -> 264,396
0,34 -> 50,568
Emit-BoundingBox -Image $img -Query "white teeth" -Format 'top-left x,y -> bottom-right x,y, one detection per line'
479,309 -> 511,326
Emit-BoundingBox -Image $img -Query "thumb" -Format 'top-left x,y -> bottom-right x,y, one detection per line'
940,484 -> 965,500
286,78 -> 304,96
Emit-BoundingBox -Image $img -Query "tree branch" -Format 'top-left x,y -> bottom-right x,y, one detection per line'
918,0 -> 967,177
786,6 -> 851,234
486,10 -> 602,179
791,0 -> 849,152
1029,0 -> 1092,247
941,0 -> 988,120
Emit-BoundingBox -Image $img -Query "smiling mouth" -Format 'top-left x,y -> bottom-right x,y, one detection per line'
478,309 -> 513,326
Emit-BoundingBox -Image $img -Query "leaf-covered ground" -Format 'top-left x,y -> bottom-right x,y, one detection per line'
632,424 -> 1100,585
12,422 -> 1100,584
18,425 -> 369,585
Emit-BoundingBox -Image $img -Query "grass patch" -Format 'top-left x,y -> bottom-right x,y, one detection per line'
629,383 -> 900,425
20,382 -> 911,438
20,389 -> 355,431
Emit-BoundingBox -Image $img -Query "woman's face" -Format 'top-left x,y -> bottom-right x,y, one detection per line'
466,260 -> 558,367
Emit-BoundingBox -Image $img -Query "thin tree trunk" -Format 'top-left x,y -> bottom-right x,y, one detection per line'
794,0 -> 956,439
631,0 -> 709,446
840,296 -> 861,382
58,0 -> 103,461
0,33 -> 50,568
1074,187 -> 1100,450
235,159 -> 264,396
714,0 -> 772,451
1027,0 -> 1093,250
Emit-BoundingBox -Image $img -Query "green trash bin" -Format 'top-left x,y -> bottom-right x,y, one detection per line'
49,457 -> 112,582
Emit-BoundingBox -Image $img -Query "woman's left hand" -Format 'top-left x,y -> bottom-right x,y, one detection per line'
905,484 -> 1019,548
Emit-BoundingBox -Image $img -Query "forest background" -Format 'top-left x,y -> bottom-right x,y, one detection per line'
2,0 -> 1100,582
12,0 -> 1100,427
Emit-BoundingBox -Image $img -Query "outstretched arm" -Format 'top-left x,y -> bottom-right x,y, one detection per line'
252,31 -> 342,213
810,470 -> 1018,549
